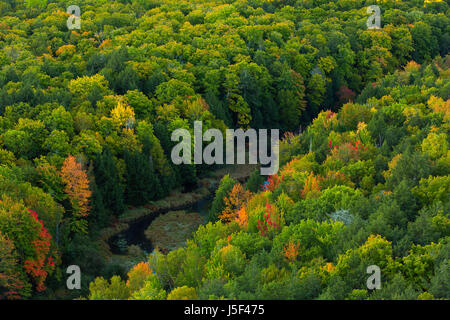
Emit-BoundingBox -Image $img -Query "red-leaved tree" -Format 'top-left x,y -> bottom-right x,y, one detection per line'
23,209 -> 56,292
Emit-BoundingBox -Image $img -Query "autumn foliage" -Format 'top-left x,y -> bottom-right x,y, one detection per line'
126,262 -> 153,292
219,184 -> 251,223
23,209 -> 56,292
329,140 -> 367,162
0,197 -> 57,298
283,241 -> 300,263
261,174 -> 283,192
60,155 -> 91,230
0,0 -> 448,301
235,207 -> 248,229
337,85 -> 356,103
301,173 -> 322,199
0,233 -> 26,300
257,200 -> 281,237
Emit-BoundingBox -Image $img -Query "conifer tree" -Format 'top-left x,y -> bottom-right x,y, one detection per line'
88,182 -> 108,232
124,150 -> 161,206
94,148 -> 125,216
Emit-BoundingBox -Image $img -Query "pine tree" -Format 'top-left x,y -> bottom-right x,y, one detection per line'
174,163 -> 197,190
88,182 -> 108,232
94,148 -> 125,216
124,151 -> 161,206
140,130 -> 175,198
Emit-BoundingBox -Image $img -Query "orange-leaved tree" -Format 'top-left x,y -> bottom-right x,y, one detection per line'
60,155 -> 91,233
219,183 -> 251,223
283,240 -> 300,263
126,262 -> 153,292
235,206 -> 248,230
301,173 -> 322,199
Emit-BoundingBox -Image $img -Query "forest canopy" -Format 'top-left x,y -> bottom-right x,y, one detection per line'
0,0 -> 448,300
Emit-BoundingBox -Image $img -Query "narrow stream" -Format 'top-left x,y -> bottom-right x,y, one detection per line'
108,193 -> 214,255
108,164 -> 254,255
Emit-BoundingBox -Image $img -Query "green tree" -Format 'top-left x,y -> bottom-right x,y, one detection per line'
124,150 -> 161,205
89,276 -> 130,300
209,175 -> 237,222
94,148 -> 125,216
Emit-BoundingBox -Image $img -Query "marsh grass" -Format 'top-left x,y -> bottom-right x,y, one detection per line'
144,210 -> 204,252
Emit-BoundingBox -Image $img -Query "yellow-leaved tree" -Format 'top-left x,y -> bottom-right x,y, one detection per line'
111,100 -> 136,130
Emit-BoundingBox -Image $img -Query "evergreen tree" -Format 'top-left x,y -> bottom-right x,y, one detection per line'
153,121 -> 172,156
124,150 -> 161,206
141,130 -> 175,198
245,169 -> 265,193
94,148 -> 125,216
88,182 -> 108,233
174,163 -> 197,191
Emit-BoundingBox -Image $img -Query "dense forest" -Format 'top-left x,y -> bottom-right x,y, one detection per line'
0,0 -> 448,300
